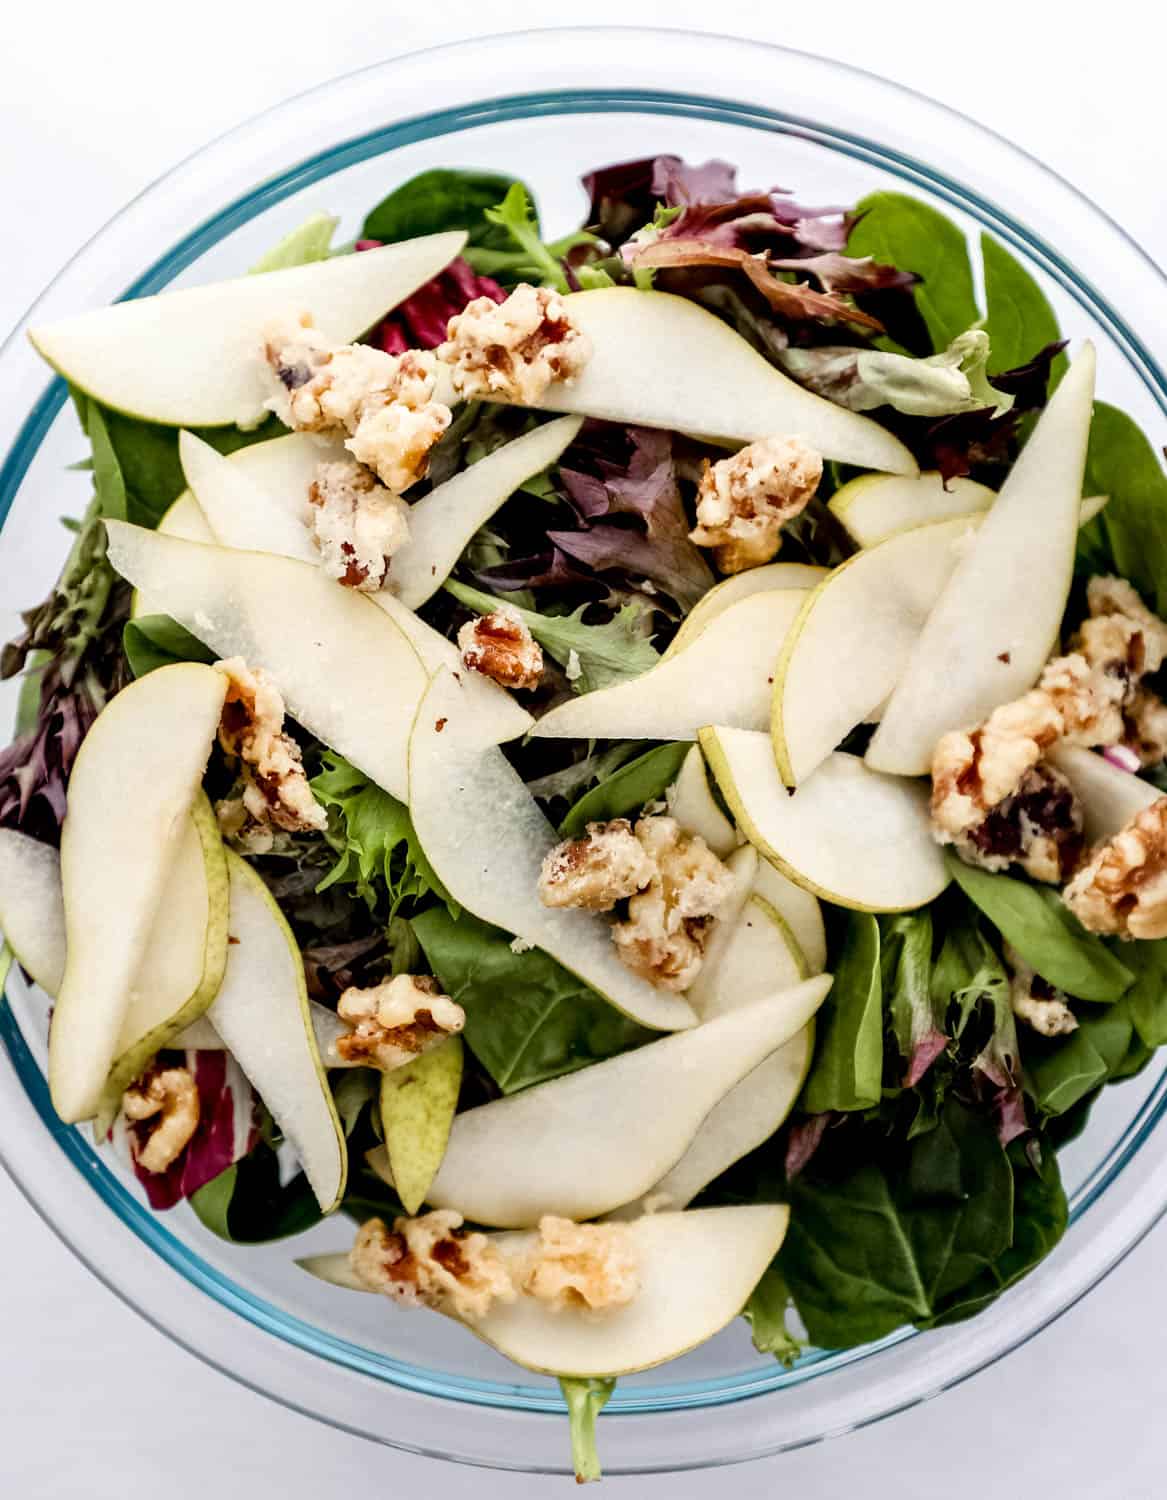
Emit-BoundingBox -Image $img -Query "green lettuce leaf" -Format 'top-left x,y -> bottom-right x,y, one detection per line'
1081,401 -> 1167,617
122,615 -> 215,678
250,212 -> 339,273
558,741 -> 690,837
743,1262 -> 804,1367
801,912 -> 883,1113
362,168 -> 527,248
979,233 -> 1065,379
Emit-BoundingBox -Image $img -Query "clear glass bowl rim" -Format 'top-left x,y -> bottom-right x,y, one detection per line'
1,26 -> 1166,1475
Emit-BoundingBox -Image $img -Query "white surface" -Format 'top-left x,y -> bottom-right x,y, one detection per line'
2,1 -> 1166,1494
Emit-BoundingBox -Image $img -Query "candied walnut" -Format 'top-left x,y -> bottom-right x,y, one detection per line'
308,459 -> 409,591
437,284 -> 592,404
214,658 -> 327,837
457,605 -> 544,691
934,756 -> 1083,885
261,315 -> 335,427
612,816 -> 736,991
689,436 -> 822,575
123,1066 -> 200,1174
350,1213 -> 514,1321
1084,574 -> 1167,676
517,1216 -> 640,1313
346,396 -> 451,493
1004,945 -> 1077,1038
538,819 -> 656,911
1064,797 -> 1167,940
1037,651 -> 1128,749
336,974 -> 464,1072
1122,687 -> 1167,768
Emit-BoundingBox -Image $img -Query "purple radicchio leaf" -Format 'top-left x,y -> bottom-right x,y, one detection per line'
994,1086 -> 1030,1146
361,249 -> 505,353
785,1113 -> 836,1179
905,1029 -> 950,1089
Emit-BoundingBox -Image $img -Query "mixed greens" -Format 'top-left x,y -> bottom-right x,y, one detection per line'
3,152 -> 1167,1482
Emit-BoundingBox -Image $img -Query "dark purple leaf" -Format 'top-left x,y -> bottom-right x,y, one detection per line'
786,1113 -> 835,1179
365,253 -> 505,354
474,547 -> 593,593
770,251 -> 918,294
905,1029 -> 950,1088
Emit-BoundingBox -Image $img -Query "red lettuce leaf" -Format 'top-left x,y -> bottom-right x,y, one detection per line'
359,248 -> 505,353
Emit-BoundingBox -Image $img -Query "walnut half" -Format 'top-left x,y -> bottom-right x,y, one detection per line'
335,974 -> 465,1072
350,1213 -> 515,1321
123,1065 -> 200,1174
1063,797 -> 1167,940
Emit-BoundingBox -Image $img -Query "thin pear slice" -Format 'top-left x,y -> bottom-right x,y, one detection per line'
772,516 -> 975,785
753,858 -> 827,976
391,981 -> 828,1227
105,523 -> 426,802
173,998 -> 362,1064
0,831 -> 66,994
684,845 -> 758,1014
409,670 -> 695,1032
29,232 -> 466,427
381,1037 -> 463,1216
701,729 -> 948,912
300,1204 -> 789,1378
867,343 -> 1097,775
50,663 -> 227,1123
179,434 -> 532,745
208,853 -> 346,1212
663,563 -> 828,661
1050,745 -> 1163,842
696,896 -> 809,1020
666,744 -> 737,858
518,288 -> 918,474
532,590 -> 807,742
390,416 -> 584,607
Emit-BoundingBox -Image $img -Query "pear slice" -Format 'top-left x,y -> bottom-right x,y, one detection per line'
175,998 -> 357,1061
105,522 -> 427,802
830,470 -> 1109,549
208,853 -> 346,1212
771,516 -> 975,785
1050,745 -> 1163,842
50,663 -> 227,1123
387,980 -> 828,1227
663,563 -> 828,661
179,433 -> 532,745
866,343 -> 1097,776
409,669 -> 695,1032
684,845 -> 758,1014
29,232 -> 466,427
696,895 -> 809,1020
700,729 -> 948,912
665,744 -> 737,858
299,1204 -> 789,1378
380,1037 -> 464,1216
531,590 -> 808,742
390,416 -> 584,607
517,288 -> 917,474
0,831 -> 66,995
752,858 -> 827,976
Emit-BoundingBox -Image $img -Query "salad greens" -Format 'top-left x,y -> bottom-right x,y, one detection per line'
558,741 -> 690,837
800,913 -> 883,1114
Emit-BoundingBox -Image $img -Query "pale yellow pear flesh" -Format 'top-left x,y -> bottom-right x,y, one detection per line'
866,343 -> 1097,776
696,896 -> 808,1021
209,854 -> 346,1213
381,1037 -> 464,1216
683,845 -> 758,1015
29,233 -> 467,427
408,669 -> 695,1032
532,590 -> 808,742
105,523 -> 427,802
518,288 -> 918,474
701,729 -> 949,912
752,858 -> 827,975
0,830 -> 66,995
665,745 -> 738,858
1049,745 -> 1164,843
50,663 -> 227,1123
662,564 -> 828,661
408,981 -> 829,1228
174,998 -> 356,1062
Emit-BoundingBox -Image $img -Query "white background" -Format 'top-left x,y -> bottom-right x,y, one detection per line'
3,3 -> 1166,1494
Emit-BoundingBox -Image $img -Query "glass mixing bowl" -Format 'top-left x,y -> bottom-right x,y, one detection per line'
2,27 -> 1166,1477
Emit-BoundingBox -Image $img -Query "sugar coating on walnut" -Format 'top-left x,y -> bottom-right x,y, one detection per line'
336,974 -> 464,1072
437,284 -> 592,404
1063,797 -> 1167,940
308,458 -> 410,591
1123,687 -> 1167,767
689,436 -> 822,575
516,1216 -> 641,1313
458,605 -> 544,691
1004,945 -> 1077,1037
539,819 -> 656,911
1084,574 -> 1167,676
350,1213 -> 514,1321
122,1065 -> 200,1174
213,658 -> 326,843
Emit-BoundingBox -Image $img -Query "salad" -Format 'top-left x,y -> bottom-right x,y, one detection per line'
3,154 -> 1167,1481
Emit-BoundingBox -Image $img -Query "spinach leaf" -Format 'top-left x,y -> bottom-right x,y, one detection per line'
1026,998 -> 1135,1116
191,1147 -> 323,1244
743,1261 -> 804,1366
412,907 -> 653,1093
979,234 -> 1065,379
250,212 -> 338,273
558,741 -> 691,837
801,912 -> 882,1114
362,168 -> 527,249
1081,401 -> 1167,617
83,401 -> 128,521
847,192 -> 979,352
780,1098 -> 1013,1346
560,1377 -> 616,1485
945,855 -> 1133,1002
1122,938 -> 1167,1048
122,615 -> 215,677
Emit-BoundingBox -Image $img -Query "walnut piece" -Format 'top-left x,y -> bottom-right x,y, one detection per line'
350,1213 -> 514,1321
1084,574 -> 1167,676
1004,945 -> 1077,1037
308,459 -> 410,591
689,436 -> 822,575
214,658 -> 326,841
1063,797 -> 1167,940
123,1066 -> 200,1174
437,284 -> 591,404
336,974 -> 464,1072
457,605 -> 544,691
1122,687 -> 1167,768
517,1216 -> 640,1313
538,818 -> 657,911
